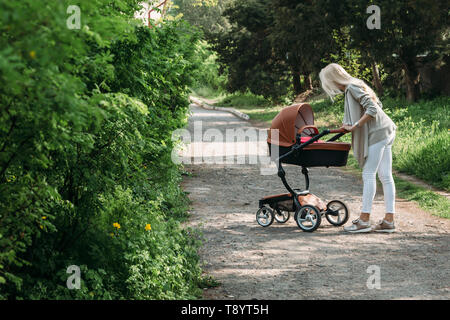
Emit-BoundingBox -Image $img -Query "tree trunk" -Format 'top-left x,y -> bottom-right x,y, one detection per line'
371,61 -> 383,96
293,72 -> 302,95
305,73 -> 313,90
404,61 -> 420,102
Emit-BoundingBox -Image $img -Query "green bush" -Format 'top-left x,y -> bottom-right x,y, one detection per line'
384,97 -> 450,190
0,0 -> 203,299
191,40 -> 228,95
218,91 -> 271,109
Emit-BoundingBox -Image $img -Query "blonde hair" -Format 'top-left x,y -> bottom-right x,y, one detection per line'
319,63 -> 377,102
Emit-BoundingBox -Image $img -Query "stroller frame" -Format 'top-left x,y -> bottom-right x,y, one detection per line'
257,128 -> 350,232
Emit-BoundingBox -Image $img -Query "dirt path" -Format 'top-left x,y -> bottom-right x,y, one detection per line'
182,104 -> 450,300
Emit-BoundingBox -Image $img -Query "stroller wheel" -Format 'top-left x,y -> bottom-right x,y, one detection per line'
325,200 -> 349,226
274,208 -> 290,223
256,206 -> 274,227
295,205 -> 321,232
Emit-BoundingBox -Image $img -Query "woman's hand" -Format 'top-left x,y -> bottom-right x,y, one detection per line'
341,114 -> 373,132
341,124 -> 356,132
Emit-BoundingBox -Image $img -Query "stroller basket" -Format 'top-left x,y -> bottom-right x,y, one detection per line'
269,142 -> 350,167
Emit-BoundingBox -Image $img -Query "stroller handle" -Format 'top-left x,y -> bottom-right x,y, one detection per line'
329,128 -> 348,134
326,128 -> 348,142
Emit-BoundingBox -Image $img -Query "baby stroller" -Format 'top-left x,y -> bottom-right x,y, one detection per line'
256,103 -> 351,232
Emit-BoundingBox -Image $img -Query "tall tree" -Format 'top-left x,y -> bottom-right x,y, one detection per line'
344,0 -> 449,101
172,0 -> 231,40
269,0 -> 337,95
210,0 -> 291,100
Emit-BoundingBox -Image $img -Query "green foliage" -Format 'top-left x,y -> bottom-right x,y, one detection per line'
218,91 -> 271,109
324,28 -> 373,85
337,0 -> 449,101
269,0 -> 337,84
172,0 -> 231,40
209,0 -> 449,101
191,86 -> 225,99
0,0 -> 204,299
394,177 -> 450,219
191,40 -> 227,93
210,0 -> 291,101
384,97 -> 450,190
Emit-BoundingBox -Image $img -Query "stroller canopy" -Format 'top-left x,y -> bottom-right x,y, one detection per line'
267,103 -> 314,147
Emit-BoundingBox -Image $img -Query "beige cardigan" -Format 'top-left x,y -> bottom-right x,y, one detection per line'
343,84 -> 397,168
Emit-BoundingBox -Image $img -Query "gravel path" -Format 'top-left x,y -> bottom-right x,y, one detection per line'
182,104 -> 450,300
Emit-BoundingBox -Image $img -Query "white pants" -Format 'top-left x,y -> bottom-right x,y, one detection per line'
361,133 -> 396,214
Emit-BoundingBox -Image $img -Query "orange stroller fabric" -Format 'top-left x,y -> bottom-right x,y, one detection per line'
267,103 -> 314,147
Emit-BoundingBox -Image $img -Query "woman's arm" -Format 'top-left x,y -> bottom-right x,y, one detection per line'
342,113 -> 374,132
346,84 -> 379,117
341,84 -> 378,132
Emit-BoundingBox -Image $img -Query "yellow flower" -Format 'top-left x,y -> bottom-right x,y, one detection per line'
41,216 -> 47,220
29,51 -> 36,59
113,222 -> 121,229
145,223 -> 151,231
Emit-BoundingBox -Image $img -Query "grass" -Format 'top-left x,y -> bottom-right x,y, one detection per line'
394,177 -> 449,219
191,86 -> 227,100
342,153 -> 450,219
193,89 -> 450,219
213,91 -> 285,122
218,92 -> 271,108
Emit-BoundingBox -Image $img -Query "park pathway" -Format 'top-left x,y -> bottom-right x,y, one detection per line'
182,103 -> 450,300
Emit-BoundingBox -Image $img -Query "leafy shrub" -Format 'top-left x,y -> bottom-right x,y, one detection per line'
0,0 -> 203,299
218,91 -> 271,109
191,40 -> 228,94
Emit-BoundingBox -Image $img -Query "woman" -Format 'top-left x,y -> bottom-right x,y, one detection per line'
319,63 -> 397,233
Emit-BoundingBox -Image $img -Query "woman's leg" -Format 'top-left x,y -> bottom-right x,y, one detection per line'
345,134 -> 396,233
360,139 -> 388,220
377,134 -> 396,221
343,140 -> 387,233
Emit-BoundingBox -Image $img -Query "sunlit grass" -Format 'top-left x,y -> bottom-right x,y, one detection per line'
343,154 -> 450,219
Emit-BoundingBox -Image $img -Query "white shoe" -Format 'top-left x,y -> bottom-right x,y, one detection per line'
343,218 -> 372,233
372,220 -> 395,233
